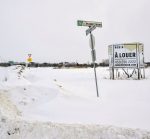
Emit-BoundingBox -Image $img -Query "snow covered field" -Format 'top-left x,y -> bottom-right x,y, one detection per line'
0,66 -> 150,139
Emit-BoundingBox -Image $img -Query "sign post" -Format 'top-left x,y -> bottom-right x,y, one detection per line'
77,20 -> 102,97
89,33 -> 99,97
77,20 -> 102,27
26,54 -> 32,67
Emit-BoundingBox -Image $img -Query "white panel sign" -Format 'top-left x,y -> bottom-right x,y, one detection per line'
114,44 -> 137,68
89,34 -> 95,49
108,43 -> 144,68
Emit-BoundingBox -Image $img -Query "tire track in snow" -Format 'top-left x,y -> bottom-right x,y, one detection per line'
0,90 -> 21,119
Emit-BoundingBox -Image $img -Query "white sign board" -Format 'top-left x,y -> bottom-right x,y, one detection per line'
108,43 -> 144,68
89,34 -> 95,49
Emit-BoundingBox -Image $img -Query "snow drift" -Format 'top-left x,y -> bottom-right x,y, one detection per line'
0,118 -> 150,139
0,66 -> 150,139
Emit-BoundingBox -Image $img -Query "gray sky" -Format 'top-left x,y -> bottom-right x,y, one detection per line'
0,0 -> 150,63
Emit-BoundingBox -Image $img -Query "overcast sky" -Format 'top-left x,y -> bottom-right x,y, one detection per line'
0,0 -> 150,63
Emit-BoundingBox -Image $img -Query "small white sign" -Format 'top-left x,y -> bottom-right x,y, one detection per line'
89,34 -> 95,49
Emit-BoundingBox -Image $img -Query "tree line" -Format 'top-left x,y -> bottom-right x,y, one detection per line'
1,60 -> 149,68
0,61 -> 109,68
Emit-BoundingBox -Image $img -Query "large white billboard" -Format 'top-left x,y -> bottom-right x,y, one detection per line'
108,43 -> 144,68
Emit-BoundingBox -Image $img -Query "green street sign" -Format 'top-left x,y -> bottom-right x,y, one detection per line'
77,20 -> 102,27
77,20 -> 83,26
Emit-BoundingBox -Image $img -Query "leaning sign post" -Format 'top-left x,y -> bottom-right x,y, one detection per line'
77,20 -> 102,97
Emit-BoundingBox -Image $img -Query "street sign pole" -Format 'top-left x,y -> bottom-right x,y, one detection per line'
90,32 -> 99,97
77,20 -> 102,98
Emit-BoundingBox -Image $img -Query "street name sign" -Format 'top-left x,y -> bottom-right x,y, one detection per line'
86,24 -> 96,36
77,20 -> 102,27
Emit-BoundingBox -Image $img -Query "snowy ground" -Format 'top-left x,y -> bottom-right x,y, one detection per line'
0,66 -> 150,139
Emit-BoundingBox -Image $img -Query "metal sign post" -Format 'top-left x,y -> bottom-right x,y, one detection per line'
77,20 -> 102,97
89,33 -> 99,97
26,54 -> 32,68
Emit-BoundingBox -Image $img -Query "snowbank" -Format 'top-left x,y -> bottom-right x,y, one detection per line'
0,118 -> 150,139
0,66 -> 150,138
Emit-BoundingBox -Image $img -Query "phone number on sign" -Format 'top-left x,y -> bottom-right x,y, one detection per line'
115,59 -> 137,64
